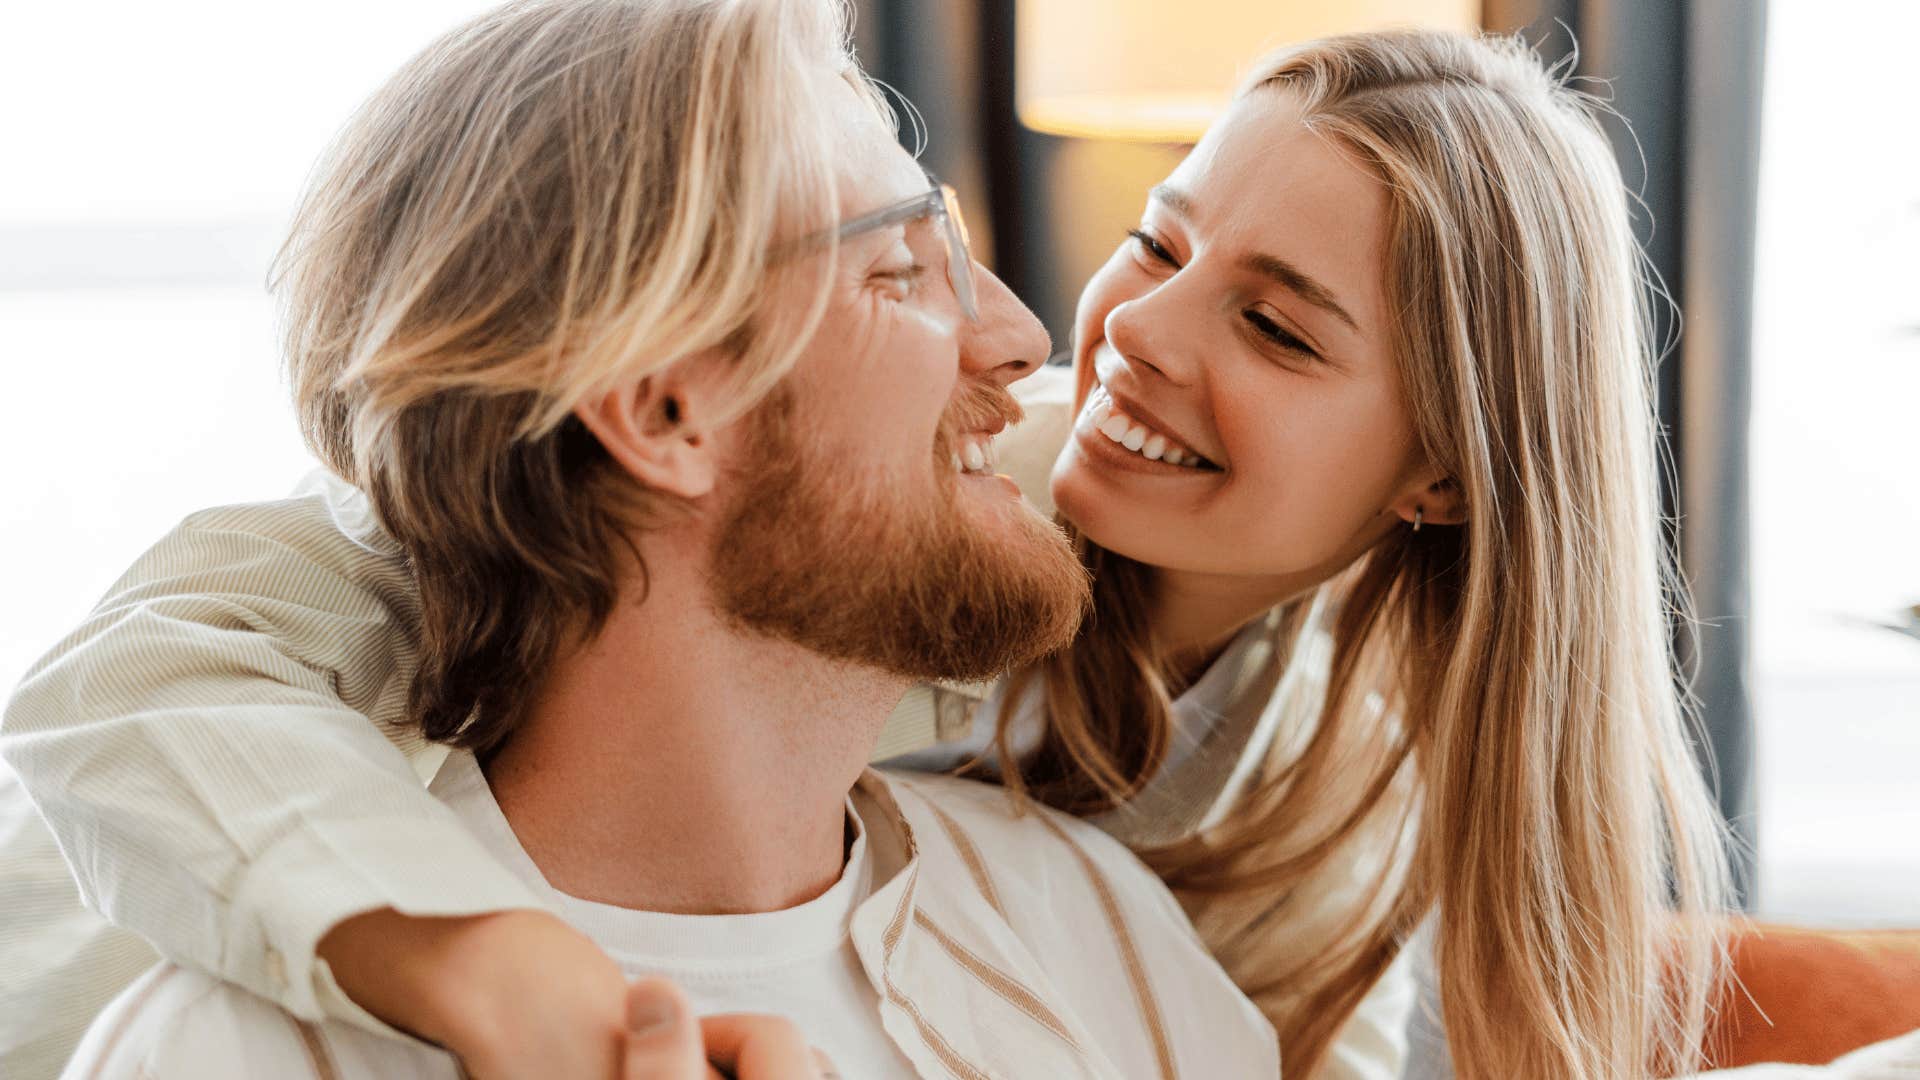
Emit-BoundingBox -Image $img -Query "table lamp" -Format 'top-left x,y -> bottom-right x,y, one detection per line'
1017,0 -> 1482,143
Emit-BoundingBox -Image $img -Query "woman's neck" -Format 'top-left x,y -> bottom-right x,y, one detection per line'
1149,567 -> 1302,685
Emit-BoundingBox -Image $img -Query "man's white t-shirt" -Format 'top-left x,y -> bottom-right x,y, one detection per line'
64,756 -> 1281,1079
434,753 -> 917,1076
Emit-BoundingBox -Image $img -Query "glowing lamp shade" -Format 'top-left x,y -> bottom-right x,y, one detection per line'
1016,0 -> 1481,142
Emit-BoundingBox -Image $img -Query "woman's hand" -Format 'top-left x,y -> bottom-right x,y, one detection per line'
320,907 -> 629,1078
319,908 -> 836,1079
623,979 -> 838,1080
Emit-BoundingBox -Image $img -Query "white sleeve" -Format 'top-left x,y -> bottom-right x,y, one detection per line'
1320,947 -> 1416,1080
62,964 -> 460,1080
1,474 -> 543,1036
0,776 -> 160,1080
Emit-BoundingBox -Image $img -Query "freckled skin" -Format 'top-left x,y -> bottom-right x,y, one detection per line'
1051,90 -> 1445,602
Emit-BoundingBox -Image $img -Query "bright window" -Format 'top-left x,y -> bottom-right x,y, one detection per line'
1750,0 -> 1920,923
0,3 -> 498,704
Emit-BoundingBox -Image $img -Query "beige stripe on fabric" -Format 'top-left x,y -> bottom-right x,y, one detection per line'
82,966 -> 180,1080
914,909 -> 1081,1052
288,1017 -> 340,1080
878,868 -> 991,1080
918,797 -> 1008,919
1033,814 -> 1180,1080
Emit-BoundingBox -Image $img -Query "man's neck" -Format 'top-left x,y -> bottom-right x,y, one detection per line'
484,549 -> 909,915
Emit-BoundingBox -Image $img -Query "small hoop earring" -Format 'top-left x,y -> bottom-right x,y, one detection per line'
1412,507 -> 1424,533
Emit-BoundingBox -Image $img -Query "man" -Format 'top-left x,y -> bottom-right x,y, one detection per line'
37,0 -> 1278,1076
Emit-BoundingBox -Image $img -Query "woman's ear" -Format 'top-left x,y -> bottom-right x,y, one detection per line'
1389,474 -> 1467,528
573,359 -> 725,500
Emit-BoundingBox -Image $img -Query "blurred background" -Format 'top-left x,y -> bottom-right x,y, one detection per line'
1,0 -> 1915,924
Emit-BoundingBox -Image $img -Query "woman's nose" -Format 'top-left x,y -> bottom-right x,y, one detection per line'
1104,285 -> 1202,387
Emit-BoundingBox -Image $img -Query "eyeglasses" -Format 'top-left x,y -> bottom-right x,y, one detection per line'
790,174 -> 979,321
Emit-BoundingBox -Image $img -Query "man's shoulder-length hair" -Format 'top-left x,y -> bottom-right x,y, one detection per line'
271,0 -> 890,750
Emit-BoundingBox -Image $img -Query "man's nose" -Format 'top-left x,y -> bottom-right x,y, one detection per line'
958,262 -> 1050,388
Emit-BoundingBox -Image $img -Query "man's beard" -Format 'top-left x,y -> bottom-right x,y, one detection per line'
710,384 -> 1091,682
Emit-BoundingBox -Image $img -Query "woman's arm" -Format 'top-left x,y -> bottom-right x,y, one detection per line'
3,363 -> 1081,1065
0,474 -> 548,1036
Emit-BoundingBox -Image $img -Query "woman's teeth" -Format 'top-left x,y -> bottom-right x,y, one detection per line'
1083,394 -> 1213,470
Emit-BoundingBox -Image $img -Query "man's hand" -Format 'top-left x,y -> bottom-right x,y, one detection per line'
623,979 -> 838,1080
320,907 -> 628,1078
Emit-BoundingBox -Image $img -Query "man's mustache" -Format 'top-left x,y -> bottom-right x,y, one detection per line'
935,379 -> 1025,454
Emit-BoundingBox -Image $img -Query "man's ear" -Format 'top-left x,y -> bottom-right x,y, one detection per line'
1388,472 -> 1467,529
573,358 -> 726,501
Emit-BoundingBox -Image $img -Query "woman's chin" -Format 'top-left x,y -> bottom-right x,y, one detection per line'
1050,466 -> 1158,566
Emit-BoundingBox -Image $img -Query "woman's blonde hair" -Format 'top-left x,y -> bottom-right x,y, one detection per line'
274,0 -> 885,750
1002,29 -> 1732,1078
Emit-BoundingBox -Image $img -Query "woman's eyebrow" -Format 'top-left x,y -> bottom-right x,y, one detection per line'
1149,183 -> 1198,217
1240,252 -> 1357,331
1150,183 -> 1358,333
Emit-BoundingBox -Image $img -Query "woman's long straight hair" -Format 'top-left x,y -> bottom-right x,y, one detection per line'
999,30 -> 1732,1079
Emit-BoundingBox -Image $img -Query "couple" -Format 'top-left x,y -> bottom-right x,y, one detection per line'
1,0 -> 1738,1077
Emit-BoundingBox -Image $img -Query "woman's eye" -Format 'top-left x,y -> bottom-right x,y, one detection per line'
1126,228 -> 1177,266
1244,309 -> 1317,358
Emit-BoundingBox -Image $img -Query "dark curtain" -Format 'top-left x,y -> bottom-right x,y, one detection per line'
854,0 -> 1768,907
1482,0 -> 1769,909
849,0 -> 1018,296
851,0 -> 1186,340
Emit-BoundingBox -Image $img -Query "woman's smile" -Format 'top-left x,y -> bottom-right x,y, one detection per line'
1072,383 -> 1223,473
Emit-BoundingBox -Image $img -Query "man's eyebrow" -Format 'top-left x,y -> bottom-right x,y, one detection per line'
1150,183 -> 1358,333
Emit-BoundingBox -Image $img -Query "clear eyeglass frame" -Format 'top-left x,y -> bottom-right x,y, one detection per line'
791,174 -> 979,321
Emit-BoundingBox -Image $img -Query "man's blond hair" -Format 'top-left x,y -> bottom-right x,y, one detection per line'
273,0 -> 884,749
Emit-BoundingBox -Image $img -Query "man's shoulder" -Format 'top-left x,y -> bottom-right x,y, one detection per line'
66,964 -> 288,1078
65,964 -> 456,1080
875,771 -> 1198,942
879,770 -> 1120,860
873,771 -> 1281,1076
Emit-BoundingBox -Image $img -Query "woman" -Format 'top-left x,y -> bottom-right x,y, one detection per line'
1019,30 -> 1731,1077
3,22 -> 1729,1080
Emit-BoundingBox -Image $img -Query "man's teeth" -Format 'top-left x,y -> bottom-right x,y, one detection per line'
954,436 -> 996,474
1085,397 -> 1209,469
